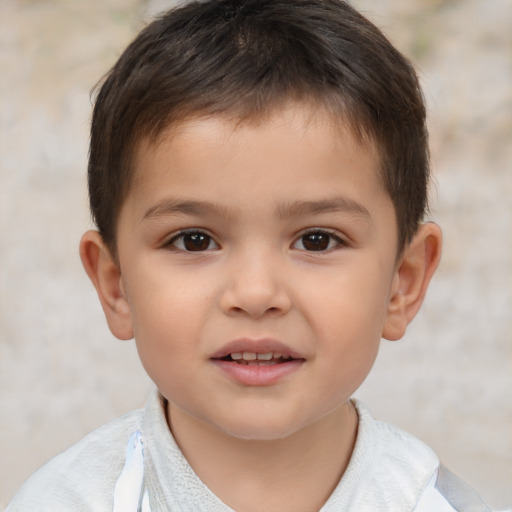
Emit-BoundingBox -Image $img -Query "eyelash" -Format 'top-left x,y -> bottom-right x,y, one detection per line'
165,228 -> 347,253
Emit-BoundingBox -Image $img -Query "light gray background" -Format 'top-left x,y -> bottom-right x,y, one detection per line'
1,0 -> 511,509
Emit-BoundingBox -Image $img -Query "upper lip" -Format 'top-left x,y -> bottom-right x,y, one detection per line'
211,338 -> 303,360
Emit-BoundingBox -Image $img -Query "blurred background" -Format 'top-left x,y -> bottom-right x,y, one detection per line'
0,0 -> 511,509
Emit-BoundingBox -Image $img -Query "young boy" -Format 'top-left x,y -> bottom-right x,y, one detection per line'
7,1 -> 492,511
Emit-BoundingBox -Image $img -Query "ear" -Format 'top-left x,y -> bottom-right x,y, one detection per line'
382,222 -> 442,341
79,230 -> 134,340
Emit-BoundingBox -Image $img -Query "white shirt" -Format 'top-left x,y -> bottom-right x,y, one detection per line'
6,390 -> 491,511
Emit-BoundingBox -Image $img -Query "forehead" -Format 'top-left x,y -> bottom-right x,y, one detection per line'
131,103 -> 383,189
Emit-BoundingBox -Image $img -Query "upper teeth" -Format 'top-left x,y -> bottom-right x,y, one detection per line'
231,352 -> 289,361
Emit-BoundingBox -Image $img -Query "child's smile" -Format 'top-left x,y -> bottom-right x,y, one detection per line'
113,103 -> 403,442
210,337 -> 305,386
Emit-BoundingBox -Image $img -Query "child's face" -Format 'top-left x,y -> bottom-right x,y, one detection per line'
115,105 -> 402,440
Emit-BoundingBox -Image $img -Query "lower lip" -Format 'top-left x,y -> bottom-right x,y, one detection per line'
211,359 -> 303,386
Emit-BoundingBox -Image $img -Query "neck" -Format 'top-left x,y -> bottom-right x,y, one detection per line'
166,402 -> 358,512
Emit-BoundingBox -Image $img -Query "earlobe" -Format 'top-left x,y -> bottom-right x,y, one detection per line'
382,223 -> 442,341
79,230 -> 134,340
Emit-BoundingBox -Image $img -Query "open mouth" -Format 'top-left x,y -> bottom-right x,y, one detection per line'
212,344 -> 304,384
218,352 -> 294,366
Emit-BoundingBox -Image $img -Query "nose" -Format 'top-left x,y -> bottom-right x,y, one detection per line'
219,250 -> 292,319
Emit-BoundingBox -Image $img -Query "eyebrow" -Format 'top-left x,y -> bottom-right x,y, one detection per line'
143,199 -> 235,221
142,196 -> 371,222
275,197 -> 371,222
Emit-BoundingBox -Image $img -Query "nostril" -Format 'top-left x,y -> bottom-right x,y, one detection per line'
220,282 -> 292,318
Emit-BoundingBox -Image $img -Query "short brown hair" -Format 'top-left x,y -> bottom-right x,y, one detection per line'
89,0 -> 430,253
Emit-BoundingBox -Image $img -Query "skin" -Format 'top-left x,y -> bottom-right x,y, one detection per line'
81,104 -> 441,512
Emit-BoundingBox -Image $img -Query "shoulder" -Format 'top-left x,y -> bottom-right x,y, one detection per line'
331,401 -> 491,512
413,465 -> 493,512
355,405 -> 492,511
6,408 -> 143,512
324,400 -> 440,510
353,399 -> 440,481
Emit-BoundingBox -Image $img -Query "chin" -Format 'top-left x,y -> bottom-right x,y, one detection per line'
213,413 -> 309,442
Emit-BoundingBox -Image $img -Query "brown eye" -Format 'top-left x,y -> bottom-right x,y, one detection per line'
183,233 -> 211,251
169,231 -> 218,252
294,231 -> 343,251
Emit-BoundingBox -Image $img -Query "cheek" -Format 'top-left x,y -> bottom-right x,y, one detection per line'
302,262 -> 392,333
131,296 -> 201,400
298,262 -> 390,387
126,262 -> 211,333
316,323 -> 381,405
130,276 -> 221,376
132,295 -> 197,349
125,281 -> 200,368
